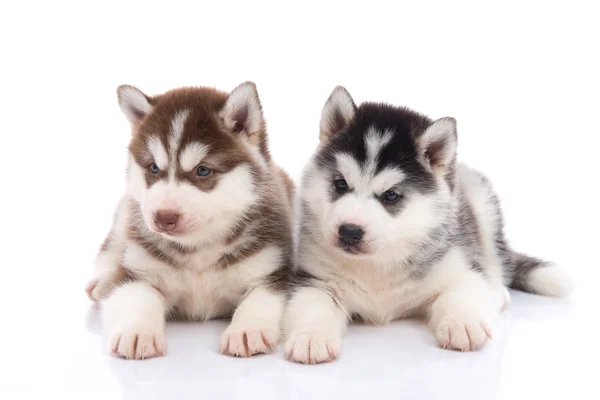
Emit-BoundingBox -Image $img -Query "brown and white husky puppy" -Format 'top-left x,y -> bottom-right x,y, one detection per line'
85,82 -> 294,360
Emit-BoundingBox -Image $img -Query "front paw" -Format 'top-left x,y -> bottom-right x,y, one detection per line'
85,277 -> 114,302
435,316 -> 492,351
109,329 -> 166,360
220,322 -> 280,357
284,331 -> 342,364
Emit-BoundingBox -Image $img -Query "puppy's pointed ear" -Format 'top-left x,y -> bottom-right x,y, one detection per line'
116,85 -> 153,125
319,86 -> 356,142
220,81 -> 264,145
418,117 -> 458,175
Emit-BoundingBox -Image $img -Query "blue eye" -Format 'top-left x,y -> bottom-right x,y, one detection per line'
334,179 -> 348,193
196,166 -> 212,177
383,190 -> 400,203
150,163 -> 159,174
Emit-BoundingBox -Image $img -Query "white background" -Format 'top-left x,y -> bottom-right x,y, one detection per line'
1,1 -> 598,399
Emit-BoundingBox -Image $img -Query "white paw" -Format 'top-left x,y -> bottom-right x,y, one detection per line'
436,316 -> 492,351
109,329 -> 166,360
284,331 -> 342,364
220,322 -> 280,357
85,277 -> 114,302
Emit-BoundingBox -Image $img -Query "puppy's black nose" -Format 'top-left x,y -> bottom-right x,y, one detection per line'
338,224 -> 364,246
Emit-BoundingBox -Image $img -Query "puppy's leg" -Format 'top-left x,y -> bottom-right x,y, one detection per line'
86,195 -> 129,301
428,270 -> 505,351
220,287 -> 286,357
102,281 -> 166,360
86,250 -> 128,302
283,286 -> 348,364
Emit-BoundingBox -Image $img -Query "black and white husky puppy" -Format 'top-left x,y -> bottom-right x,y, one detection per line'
283,87 -> 573,364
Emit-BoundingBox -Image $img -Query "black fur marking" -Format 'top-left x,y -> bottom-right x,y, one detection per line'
316,127 -> 368,171
404,221 -> 454,279
469,260 -> 485,274
453,190 -> 489,279
509,252 -> 549,293
315,102 -> 438,206
265,264 -> 319,294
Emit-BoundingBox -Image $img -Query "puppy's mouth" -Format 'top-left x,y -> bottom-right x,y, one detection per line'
151,226 -> 187,237
341,245 -> 363,255
158,229 -> 188,237
148,221 -> 193,237
334,241 -> 370,256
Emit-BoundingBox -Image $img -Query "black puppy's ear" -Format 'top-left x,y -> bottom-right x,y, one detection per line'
319,86 -> 356,142
418,117 -> 458,175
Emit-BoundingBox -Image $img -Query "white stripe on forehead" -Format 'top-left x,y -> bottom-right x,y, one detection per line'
336,127 -> 403,194
180,142 -> 210,171
168,109 -> 190,180
147,136 -> 168,169
365,127 -> 393,164
364,127 -> 403,193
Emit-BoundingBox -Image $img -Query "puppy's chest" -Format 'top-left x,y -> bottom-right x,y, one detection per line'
126,243 -> 250,320
332,268 -> 431,324
164,265 -> 248,320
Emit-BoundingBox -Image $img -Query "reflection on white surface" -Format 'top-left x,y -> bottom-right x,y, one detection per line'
4,286 -> 590,400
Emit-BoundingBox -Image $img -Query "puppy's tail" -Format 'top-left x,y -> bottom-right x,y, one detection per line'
508,252 -> 573,298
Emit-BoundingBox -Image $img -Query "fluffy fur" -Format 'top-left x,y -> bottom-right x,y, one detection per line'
86,82 -> 294,360
283,86 -> 573,364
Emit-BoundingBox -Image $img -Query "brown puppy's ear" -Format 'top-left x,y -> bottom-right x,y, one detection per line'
220,81 -> 264,146
319,86 -> 356,142
116,85 -> 153,126
418,117 -> 458,175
